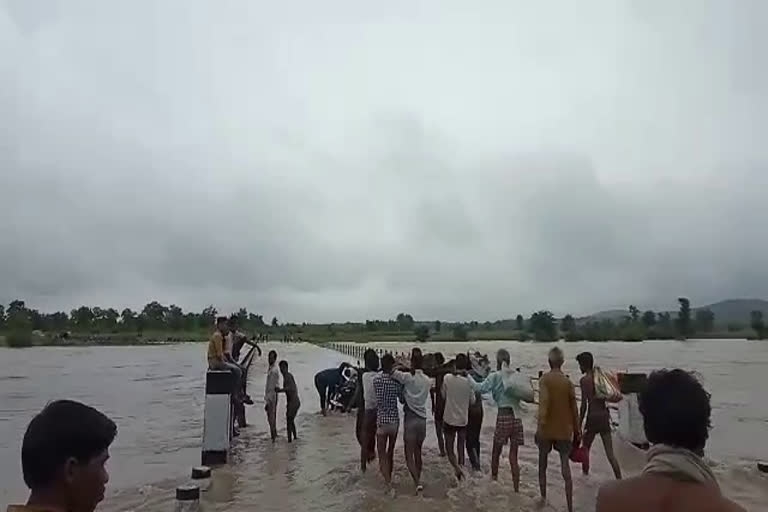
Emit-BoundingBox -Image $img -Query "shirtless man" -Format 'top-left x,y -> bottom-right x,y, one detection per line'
597,369 -> 745,512
576,351 -> 621,478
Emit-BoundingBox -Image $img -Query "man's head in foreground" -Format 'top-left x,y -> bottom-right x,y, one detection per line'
640,369 -> 711,455
21,400 -> 117,512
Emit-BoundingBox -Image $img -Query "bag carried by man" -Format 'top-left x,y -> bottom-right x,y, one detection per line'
593,367 -> 622,402
501,367 -> 535,402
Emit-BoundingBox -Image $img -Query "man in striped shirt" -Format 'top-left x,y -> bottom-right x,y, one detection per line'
373,353 -> 402,491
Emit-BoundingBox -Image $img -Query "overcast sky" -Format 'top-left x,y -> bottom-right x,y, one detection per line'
1,1 -> 766,322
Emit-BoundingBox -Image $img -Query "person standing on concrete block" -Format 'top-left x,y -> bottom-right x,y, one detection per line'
265,350 -> 280,442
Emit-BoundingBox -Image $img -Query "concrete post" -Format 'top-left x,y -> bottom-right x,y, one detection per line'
202,370 -> 233,465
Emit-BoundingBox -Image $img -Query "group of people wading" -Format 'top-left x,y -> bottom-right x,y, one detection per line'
346,345 -> 746,512
7,325 -> 748,512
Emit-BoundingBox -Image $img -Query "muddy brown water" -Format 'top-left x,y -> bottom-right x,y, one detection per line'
1,340 -> 767,511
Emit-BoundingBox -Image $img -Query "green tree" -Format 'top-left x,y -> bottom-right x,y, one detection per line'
271,316 -> 279,328
70,306 -> 94,331
396,313 -> 415,330
233,308 -> 248,327
434,320 -> 442,332
751,310 -> 765,339
365,320 -> 378,332
642,310 -> 657,328
452,324 -> 468,341
515,314 -> 524,331
248,313 -> 265,328
141,301 -> 168,330
7,300 -> 30,329
48,312 -> 69,331
0,304 -> 5,329
676,297 -> 692,337
120,308 -> 136,330
695,308 -> 715,332
628,305 -> 640,323
167,305 -> 184,330
530,310 -> 557,341
200,305 -> 217,329
414,325 -> 430,342
560,314 -> 576,332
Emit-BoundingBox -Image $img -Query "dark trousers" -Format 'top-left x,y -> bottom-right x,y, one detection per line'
466,412 -> 483,470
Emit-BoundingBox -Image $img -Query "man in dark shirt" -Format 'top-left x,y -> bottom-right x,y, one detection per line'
314,362 -> 352,415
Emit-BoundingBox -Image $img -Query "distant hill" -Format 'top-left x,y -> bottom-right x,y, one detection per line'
588,299 -> 768,326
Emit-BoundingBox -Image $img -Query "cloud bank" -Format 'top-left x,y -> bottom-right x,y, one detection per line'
1,0 -> 766,321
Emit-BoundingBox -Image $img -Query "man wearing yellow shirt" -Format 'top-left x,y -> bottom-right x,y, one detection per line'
536,346 -> 580,512
208,317 -> 243,403
7,400 -> 117,512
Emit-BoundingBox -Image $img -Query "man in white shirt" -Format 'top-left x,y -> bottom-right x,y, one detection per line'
356,349 -> 379,472
441,353 -> 476,481
391,348 -> 431,493
264,350 -> 280,442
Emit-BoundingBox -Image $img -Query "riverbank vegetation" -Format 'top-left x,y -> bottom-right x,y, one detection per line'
0,298 -> 765,347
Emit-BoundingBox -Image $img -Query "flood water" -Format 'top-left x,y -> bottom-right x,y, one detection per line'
1,340 -> 767,511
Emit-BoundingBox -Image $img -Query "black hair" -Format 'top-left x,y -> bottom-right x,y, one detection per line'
639,369 -> 711,453
279,360 -> 288,370
22,400 -> 117,490
411,348 -> 423,370
363,349 -> 379,371
576,352 -> 594,371
434,352 -> 445,365
455,353 -> 469,371
215,316 -> 228,326
381,353 -> 395,372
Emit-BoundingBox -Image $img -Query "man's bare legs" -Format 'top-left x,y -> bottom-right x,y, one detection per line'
444,427 -> 464,480
456,428 -> 466,468
538,443 -> 548,503
509,443 -> 521,492
581,431 -> 596,475
559,450 -> 574,512
404,437 -> 424,491
434,419 -> 446,457
377,431 -> 397,486
491,441 -> 503,480
600,431 -> 622,479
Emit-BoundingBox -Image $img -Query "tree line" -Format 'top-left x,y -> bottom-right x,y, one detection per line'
0,300 -> 280,335
2,297 -> 766,345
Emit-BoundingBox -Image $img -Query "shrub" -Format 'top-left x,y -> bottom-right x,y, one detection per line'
6,330 -> 33,348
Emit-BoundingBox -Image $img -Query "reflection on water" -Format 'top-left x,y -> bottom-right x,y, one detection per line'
1,341 -> 767,511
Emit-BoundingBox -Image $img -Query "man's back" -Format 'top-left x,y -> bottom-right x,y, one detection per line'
538,370 -> 577,441
442,374 -> 474,427
598,475 -> 745,512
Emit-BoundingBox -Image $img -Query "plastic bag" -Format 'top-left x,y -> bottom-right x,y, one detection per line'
593,367 -> 622,403
501,368 -> 535,402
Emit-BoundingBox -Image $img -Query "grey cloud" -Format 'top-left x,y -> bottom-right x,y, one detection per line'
1,1 -> 767,322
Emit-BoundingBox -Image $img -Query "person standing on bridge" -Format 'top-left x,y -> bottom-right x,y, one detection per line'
277,360 -> 301,442
390,347 -> 431,493
441,353 -> 475,481
470,348 -> 526,487
577,351 -> 622,479
536,347 -> 580,512
265,350 -> 280,442
373,353 -> 402,494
